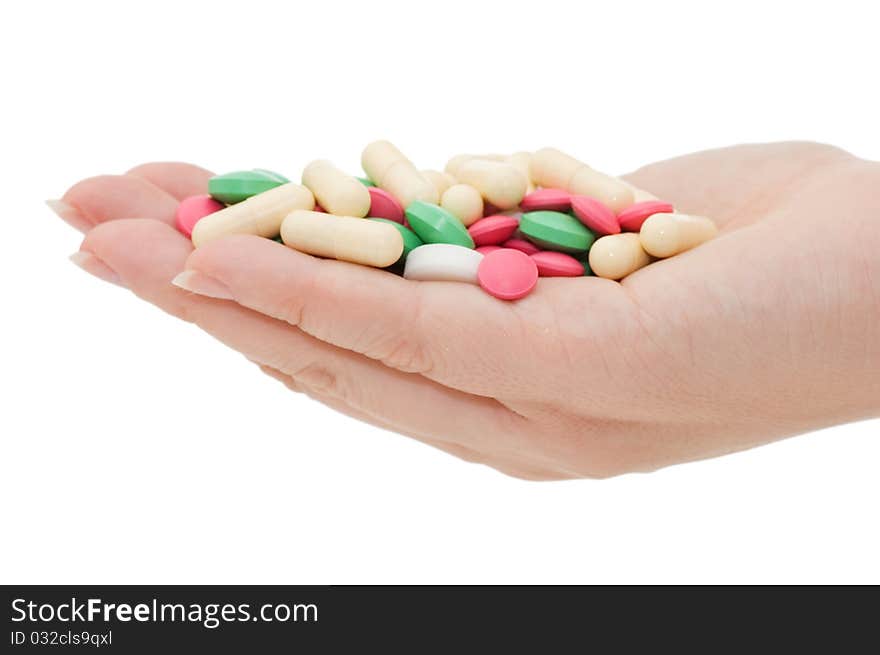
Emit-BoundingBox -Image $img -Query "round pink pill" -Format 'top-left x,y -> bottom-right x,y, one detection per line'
478,249 -> 539,301
530,251 -> 585,277
476,245 -> 503,255
616,200 -> 674,232
519,188 -> 571,212
175,195 -> 225,239
468,214 -> 519,246
571,195 -> 620,235
367,187 -> 405,223
501,238 -> 541,256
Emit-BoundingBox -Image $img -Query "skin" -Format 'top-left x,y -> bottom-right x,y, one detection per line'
53,142 -> 880,480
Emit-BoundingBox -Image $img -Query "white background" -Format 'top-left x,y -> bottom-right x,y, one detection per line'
1,0 -> 877,584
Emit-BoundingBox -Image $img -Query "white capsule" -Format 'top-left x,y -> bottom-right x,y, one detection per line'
302,159 -> 371,217
441,184 -> 484,226
589,233 -> 651,280
421,169 -> 457,197
531,147 -> 634,212
507,151 -> 535,193
445,157 -> 527,209
281,210 -> 403,268
639,213 -> 718,258
403,244 -> 484,284
361,140 -> 438,209
191,183 -> 314,248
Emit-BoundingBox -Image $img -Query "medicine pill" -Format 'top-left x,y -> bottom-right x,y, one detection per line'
445,158 -> 527,209
508,151 -> 535,193
404,201 -> 475,248
476,245 -> 503,255
570,195 -> 620,235
302,159 -> 371,217
530,148 -> 634,212
478,249 -> 539,300
361,140 -> 438,208
281,210 -> 403,267
519,210 -> 596,253
208,169 -> 289,204
367,187 -> 405,223
530,251 -> 585,277
616,200 -> 675,232
468,214 -> 520,246
520,188 -> 571,212
422,169 -> 457,197
175,195 -> 224,239
588,233 -> 651,280
639,213 -> 718,258
441,184 -> 484,226
501,238 -> 541,256
192,183 -> 315,247
404,244 -> 484,283
369,218 -> 423,263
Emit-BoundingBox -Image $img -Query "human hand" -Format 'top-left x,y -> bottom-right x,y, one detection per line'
53,142 -> 880,479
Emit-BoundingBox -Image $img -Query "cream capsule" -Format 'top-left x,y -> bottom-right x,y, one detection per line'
191,183 -> 315,248
508,151 -> 535,193
445,157 -> 527,209
280,210 -> 403,268
441,184 -> 484,226
588,233 -> 651,280
421,169 -> 457,197
531,147 -> 634,213
361,140 -> 438,209
302,159 -> 371,217
639,213 -> 718,258
619,178 -> 659,202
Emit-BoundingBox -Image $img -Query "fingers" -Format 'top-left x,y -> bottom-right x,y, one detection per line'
77,219 -> 521,453
126,162 -> 214,200
60,174 -> 179,229
181,235 -> 533,397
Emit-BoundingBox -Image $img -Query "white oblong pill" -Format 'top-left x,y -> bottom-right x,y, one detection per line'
302,159 -> 371,217
639,213 -> 718,258
403,243 -> 484,284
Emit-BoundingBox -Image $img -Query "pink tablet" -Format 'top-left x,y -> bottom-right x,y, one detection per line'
468,214 -> 519,246
175,195 -> 225,239
570,195 -> 620,235
478,248 -> 539,300
616,200 -> 674,232
367,187 -> 405,223
519,188 -> 571,212
530,251 -> 585,277
475,245 -> 503,255
500,238 -> 541,256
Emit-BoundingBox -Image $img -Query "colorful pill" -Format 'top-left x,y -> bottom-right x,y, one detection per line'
422,169 -> 457,197
175,195 -> 224,239
404,201 -> 475,248
619,178 -> 659,202
208,169 -> 289,204
192,183 -> 315,247
617,200 -> 675,232
530,148 -> 633,213
281,210 -> 403,268
302,159 -> 371,217
361,140 -> 438,208
588,233 -> 651,280
441,184 -> 484,226
367,187 -> 405,223
639,213 -> 718,258
501,238 -> 541,255
519,210 -> 596,254
507,151 -> 535,193
477,248 -> 539,300
530,251 -> 585,277
570,195 -> 620,235
519,188 -> 572,212
468,214 -> 520,246
369,218 -> 423,263
445,158 -> 527,210
476,245 -> 503,255
404,244 -> 484,283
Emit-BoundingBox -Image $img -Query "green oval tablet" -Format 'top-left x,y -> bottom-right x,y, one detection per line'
404,201 -> 475,249
357,176 -> 376,187
519,211 -> 596,253
208,170 -> 289,204
369,218 -> 423,263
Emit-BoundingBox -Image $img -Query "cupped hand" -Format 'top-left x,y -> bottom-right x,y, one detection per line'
53,143 -> 880,479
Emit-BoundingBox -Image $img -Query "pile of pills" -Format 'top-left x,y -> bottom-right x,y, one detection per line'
176,142 -> 718,301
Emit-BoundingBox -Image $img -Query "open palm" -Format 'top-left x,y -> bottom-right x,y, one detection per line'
55,142 -> 880,479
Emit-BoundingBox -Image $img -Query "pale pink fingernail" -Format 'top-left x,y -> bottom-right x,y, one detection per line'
47,199 -> 93,233
69,251 -> 124,287
171,270 -> 234,300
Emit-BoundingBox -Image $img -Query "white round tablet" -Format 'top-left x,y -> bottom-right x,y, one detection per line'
403,244 -> 484,284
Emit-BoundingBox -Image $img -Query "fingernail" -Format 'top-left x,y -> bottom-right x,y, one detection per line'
47,199 -> 93,233
171,270 -> 234,300
69,251 -> 124,287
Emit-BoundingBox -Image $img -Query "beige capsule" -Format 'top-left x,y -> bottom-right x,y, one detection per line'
445,158 -> 527,210
639,213 -> 718,258
441,184 -> 484,226
507,151 -> 535,193
361,140 -> 438,209
589,233 -> 652,280
619,178 -> 659,202
280,210 -> 403,268
302,159 -> 371,217
191,183 -> 315,248
421,169 -> 457,197
531,147 -> 634,212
